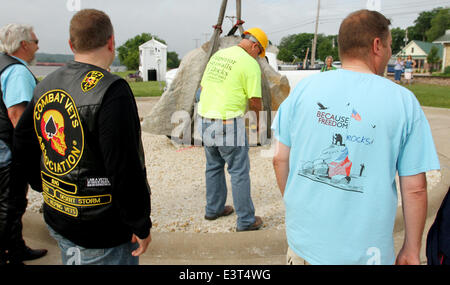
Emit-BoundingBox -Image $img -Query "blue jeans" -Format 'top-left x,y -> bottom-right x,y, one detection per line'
200,117 -> 256,230
47,225 -> 139,265
0,139 -> 12,168
394,69 -> 402,81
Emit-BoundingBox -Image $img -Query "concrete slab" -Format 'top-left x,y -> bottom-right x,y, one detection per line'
423,107 -> 450,165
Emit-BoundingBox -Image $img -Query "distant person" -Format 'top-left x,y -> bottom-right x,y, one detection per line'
321,56 -> 336,72
13,9 -> 152,265
197,28 -> 268,232
404,55 -> 416,85
272,9 -> 440,265
0,23 -> 47,265
394,56 -> 404,84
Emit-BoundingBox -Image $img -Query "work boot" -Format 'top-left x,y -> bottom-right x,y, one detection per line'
236,216 -> 263,232
8,246 -> 48,264
205,205 -> 234,220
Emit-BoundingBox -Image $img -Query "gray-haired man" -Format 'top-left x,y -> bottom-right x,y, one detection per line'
0,23 -> 47,264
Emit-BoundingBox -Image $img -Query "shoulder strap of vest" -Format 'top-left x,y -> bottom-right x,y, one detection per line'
0,53 -> 38,83
0,53 -> 22,73
0,54 -> 23,147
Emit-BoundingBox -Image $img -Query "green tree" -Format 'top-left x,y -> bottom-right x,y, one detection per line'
412,8 -> 442,41
277,47 -> 294,63
317,37 -> 339,62
427,46 -> 440,72
277,33 -> 311,62
117,33 -> 166,70
277,33 -> 334,63
317,39 -> 332,61
405,26 -> 420,42
391,27 -> 406,55
167,51 -> 180,69
425,8 -> 450,42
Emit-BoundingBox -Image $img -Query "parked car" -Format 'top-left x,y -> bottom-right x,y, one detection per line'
387,64 -> 404,73
128,71 -> 142,79
386,58 -> 405,73
332,61 -> 342,69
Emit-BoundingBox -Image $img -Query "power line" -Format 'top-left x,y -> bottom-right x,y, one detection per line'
266,20 -> 316,35
266,1 -> 450,35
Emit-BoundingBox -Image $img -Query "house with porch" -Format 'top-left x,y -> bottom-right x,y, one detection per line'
396,40 -> 443,71
433,29 -> 450,73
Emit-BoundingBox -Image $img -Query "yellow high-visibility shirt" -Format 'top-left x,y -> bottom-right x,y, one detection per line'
198,45 -> 261,120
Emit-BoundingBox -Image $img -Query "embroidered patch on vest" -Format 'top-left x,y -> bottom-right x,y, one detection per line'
86,177 -> 111,187
81,70 -> 104,92
34,89 -> 84,176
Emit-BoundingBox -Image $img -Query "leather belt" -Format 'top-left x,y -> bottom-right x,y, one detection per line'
209,118 -> 235,124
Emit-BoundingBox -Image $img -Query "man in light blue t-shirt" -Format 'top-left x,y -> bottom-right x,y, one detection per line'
272,10 -> 440,265
0,23 -> 47,264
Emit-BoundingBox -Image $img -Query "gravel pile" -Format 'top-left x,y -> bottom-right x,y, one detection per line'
25,132 -> 285,233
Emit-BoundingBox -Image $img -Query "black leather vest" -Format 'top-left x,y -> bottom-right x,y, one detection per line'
0,53 -> 37,147
32,61 -> 143,223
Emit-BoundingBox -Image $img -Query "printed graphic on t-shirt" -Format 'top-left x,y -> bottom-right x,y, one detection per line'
298,102 -> 375,193
203,55 -> 237,83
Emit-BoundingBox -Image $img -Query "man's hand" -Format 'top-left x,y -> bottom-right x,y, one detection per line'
131,233 -> 152,256
248,97 -> 262,131
395,245 -> 421,265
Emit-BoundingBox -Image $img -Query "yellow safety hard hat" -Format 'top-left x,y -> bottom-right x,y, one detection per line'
243,27 -> 268,58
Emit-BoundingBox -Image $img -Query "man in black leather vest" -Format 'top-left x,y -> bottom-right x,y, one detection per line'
13,9 -> 152,265
0,24 -> 47,265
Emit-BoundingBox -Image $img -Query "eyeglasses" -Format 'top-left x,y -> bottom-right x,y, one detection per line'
29,39 -> 39,45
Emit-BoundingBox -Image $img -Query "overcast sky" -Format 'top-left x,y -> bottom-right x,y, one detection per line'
1,0 -> 449,59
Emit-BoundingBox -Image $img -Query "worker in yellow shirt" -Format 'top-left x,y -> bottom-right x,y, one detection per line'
197,28 -> 267,232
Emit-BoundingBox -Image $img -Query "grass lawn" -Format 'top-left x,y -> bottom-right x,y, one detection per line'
113,70 -> 165,97
113,70 -> 450,105
404,83 -> 450,109
128,81 -> 165,97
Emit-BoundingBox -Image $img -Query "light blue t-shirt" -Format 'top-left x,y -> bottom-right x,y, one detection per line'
0,56 -> 36,108
271,69 -> 440,265
0,56 -> 36,167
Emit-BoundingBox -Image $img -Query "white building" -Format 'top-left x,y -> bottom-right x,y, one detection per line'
396,40 -> 443,71
139,39 -> 167,82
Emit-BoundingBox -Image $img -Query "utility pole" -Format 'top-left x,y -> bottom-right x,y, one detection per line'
193,38 -> 200,48
405,29 -> 409,46
310,0 -> 320,68
202,33 -> 211,43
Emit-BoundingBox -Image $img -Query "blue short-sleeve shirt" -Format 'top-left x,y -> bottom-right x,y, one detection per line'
272,69 -> 440,265
1,56 -> 36,108
0,56 -> 36,167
